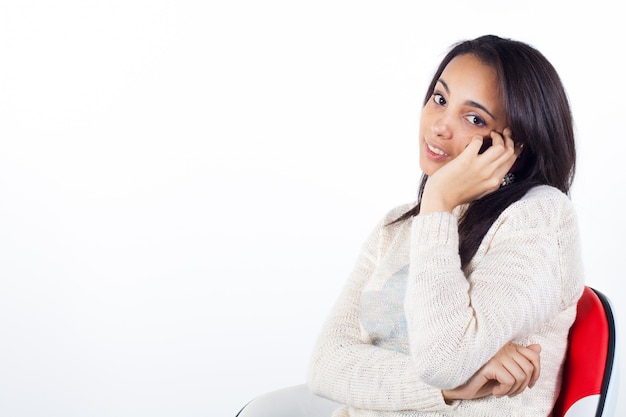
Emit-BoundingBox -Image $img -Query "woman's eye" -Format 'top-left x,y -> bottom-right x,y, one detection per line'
466,115 -> 486,126
432,93 -> 446,106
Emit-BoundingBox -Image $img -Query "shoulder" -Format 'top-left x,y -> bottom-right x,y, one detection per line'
360,202 -> 414,259
521,184 -> 571,205
497,185 -> 577,232
382,202 -> 416,224
516,184 -> 574,215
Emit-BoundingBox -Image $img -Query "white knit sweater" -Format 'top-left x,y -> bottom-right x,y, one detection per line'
307,185 -> 584,417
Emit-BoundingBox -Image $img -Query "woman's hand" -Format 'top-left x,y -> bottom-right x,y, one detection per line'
420,129 -> 521,214
441,343 -> 541,403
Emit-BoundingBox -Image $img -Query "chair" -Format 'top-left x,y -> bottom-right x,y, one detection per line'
552,286 -> 619,417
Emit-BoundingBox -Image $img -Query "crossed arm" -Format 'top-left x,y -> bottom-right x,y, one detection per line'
307,207 -> 547,411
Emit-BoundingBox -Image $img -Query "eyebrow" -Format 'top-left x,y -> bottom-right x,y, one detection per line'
437,79 -> 496,120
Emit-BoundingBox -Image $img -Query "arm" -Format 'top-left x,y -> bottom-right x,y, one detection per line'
405,192 -> 573,389
307,215 -> 450,412
404,131 -> 570,388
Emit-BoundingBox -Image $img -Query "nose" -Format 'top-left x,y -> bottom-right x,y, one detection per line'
432,113 -> 452,139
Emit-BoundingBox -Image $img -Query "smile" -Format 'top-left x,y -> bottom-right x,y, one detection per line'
426,141 -> 449,157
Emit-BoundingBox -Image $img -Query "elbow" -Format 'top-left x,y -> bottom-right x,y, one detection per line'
306,349 -> 324,394
306,339 -> 340,397
306,373 -> 322,396
411,340 -> 477,390
408,314 -> 486,389
414,360 -> 467,390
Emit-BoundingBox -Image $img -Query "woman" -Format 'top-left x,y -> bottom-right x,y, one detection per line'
238,34 -> 583,417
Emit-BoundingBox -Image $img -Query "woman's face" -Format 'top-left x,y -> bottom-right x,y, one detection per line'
419,53 -> 508,176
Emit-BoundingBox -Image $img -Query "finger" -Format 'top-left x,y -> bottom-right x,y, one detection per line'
483,357 -> 519,397
482,130 -> 515,173
490,346 -> 531,397
476,131 -> 504,160
504,128 -> 518,155
526,343 -> 542,354
502,128 -> 525,159
465,134 -> 485,154
489,129 -> 505,145
491,141 -> 518,178
488,129 -> 514,152
502,127 -> 514,143
496,129 -> 516,159
509,354 -> 535,395
501,345 -> 540,396
516,345 -> 541,387
489,368 -> 515,398
457,374 -> 492,399
500,358 -> 529,396
520,344 -> 542,387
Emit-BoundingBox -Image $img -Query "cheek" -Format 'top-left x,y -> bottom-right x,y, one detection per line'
452,138 -> 473,155
418,111 -> 431,138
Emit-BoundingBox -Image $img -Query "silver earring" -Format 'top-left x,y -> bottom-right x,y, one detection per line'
501,172 -> 515,187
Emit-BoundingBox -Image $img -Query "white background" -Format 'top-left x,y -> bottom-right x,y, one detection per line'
1,1 -> 623,416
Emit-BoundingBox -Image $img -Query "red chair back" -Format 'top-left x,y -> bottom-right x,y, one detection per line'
552,286 -> 616,417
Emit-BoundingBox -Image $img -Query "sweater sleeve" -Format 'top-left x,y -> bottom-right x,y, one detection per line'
307,213 -> 451,412
404,188 -> 583,389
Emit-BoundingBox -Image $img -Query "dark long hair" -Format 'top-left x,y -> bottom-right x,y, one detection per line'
393,35 -> 576,268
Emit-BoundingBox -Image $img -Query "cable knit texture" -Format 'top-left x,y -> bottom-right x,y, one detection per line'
307,185 -> 584,417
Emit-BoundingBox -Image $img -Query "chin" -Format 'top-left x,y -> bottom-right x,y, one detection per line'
419,160 -> 437,177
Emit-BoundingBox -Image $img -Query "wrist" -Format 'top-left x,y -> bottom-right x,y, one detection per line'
420,187 -> 455,214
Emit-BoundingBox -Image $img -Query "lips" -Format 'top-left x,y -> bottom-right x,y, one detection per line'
424,140 -> 449,160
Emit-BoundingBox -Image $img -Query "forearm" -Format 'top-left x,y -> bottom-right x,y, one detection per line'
308,336 -> 447,412
308,218 -> 450,412
405,209 -> 562,389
